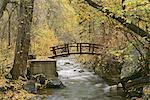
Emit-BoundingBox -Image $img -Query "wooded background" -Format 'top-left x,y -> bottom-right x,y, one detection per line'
0,0 -> 149,80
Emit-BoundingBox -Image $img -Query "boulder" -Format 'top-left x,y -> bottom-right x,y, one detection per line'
46,78 -> 65,89
24,78 -> 37,94
33,74 -> 46,85
64,62 -> 71,65
78,69 -> 84,73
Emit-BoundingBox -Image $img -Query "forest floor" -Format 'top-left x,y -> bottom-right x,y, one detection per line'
0,78 -> 35,100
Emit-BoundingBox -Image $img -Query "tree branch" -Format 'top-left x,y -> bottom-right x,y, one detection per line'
84,0 -> 150,39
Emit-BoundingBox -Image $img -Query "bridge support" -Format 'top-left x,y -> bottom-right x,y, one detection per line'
28,59 -> 57,79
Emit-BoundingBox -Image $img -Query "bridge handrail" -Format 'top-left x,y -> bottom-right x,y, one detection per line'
50,43 -> 101,49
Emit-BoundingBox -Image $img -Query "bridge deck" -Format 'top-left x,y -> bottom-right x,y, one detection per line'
49,43 -> 102,58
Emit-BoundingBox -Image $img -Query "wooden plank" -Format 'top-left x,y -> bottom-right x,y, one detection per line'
69,45 -> 78,47
51,43 -> 101,47
124,76 -> 150,89
49,52 -> 102,58
77,43 -> 79,52
89,44 -> 91,52
50,47 -> 65,50
92,44 -> 95,54
66,44 -> 70,54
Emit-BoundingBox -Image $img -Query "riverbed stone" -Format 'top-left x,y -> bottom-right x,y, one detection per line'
33,74 -> 46,85
78,69 -> 84,73
64,62 -> 71,65
46,78 -> 65,89
24,79 -> 37,94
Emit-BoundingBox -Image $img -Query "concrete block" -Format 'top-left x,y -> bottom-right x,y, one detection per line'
28,59 -> 57,79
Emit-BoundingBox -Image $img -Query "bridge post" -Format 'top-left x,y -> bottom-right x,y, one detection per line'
80,43 -> 82,54
66,44 -> 70,54
89,44 -> 91,52
64,44 -> 67,52
77,43 -> 79,52
92,44 -> 95,54
52,47 -> 56,56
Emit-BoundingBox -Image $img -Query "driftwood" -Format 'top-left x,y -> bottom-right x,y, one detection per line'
124,76 -> 150,89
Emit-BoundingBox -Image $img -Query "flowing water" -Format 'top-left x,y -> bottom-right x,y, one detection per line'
36,57 -> 126,100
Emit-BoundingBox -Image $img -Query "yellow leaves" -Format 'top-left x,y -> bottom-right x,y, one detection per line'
0,79 -> 7,86
109,50 -> 124,57
125,0 -> 149,11
143,86 -> 150,95
31,26 -> 59,56
11,89 -> 34,100
76,55 -> 94,64
0,79 -> 35,100
126,19 -> 132,23
36,0 -> 48,9
0,41 -> 14,77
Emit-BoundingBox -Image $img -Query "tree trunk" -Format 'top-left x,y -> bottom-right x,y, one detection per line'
10,0 -> 34,79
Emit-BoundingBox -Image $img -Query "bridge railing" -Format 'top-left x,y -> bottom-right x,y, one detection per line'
50,43 -> 102,58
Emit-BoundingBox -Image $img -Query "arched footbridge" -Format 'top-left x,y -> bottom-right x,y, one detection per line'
49,43 -> 102,58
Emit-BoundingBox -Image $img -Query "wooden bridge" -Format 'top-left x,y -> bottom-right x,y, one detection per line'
49,43 -> 102,58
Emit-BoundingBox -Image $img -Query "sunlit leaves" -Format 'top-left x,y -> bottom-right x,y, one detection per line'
31,25 -> 58,56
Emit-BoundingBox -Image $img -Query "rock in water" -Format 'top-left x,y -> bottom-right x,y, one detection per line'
79,69 -> 84,73
24,79 -> 37,94
33,74 -> 46,85
46,78 -> 65,89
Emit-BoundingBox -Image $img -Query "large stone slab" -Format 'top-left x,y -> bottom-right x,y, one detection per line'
28,59 -> 57,79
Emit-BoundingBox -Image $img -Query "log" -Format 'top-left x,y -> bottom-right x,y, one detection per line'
124,76 -> 150,89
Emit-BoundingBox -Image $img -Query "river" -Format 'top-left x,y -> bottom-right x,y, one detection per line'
36,56 -> 126,100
